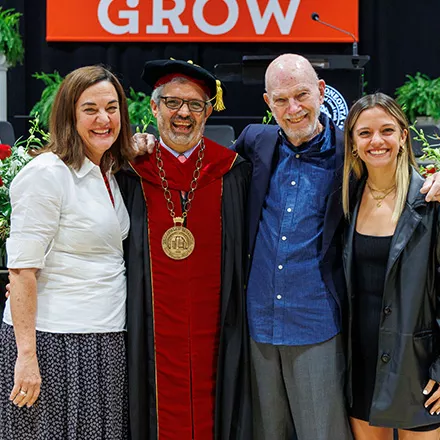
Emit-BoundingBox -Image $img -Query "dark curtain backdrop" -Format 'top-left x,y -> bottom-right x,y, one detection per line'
4,0 -> 440,138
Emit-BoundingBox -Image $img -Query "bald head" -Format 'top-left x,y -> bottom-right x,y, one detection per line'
263,53 -> 325,146
265,54 -> 318,92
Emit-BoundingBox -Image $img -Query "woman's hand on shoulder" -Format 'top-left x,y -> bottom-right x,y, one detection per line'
421,172 -> 440,202
132,133 -> 156,156
423,379 -> 440,415
10,351 -> 41,408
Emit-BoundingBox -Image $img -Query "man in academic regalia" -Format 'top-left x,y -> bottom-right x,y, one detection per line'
117,59 -> 252,440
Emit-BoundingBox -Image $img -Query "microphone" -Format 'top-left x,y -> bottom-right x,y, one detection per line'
311,12 -> 358,57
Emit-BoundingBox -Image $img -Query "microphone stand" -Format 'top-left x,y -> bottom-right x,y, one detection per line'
311,12 -> 358,57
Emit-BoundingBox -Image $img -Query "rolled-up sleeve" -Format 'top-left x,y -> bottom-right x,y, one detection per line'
6,160 -> 63,269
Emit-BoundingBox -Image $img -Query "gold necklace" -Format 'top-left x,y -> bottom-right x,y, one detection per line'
156,140 -> 205,260
366,181 -> 396,208
156,139 -> 205,260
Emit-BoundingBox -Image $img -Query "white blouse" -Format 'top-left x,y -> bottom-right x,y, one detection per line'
3,152 -> 130,333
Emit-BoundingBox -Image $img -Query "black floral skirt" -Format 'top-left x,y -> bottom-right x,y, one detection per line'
0,323 -> 128,440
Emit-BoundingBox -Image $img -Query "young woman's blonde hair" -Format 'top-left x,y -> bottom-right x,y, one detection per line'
342,92 -> 417,223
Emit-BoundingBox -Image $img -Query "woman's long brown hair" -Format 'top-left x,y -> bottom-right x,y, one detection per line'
33,65 -> 134,173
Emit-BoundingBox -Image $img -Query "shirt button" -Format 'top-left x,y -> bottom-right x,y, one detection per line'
384,306 -> 392,316
291,181 -> 296,186
276,294 -> 282,299
278,265 -> 283,270
287,208 -> 292,212
381,353 -> 391,363
295,154 -> 300,159
282,236 -> 287,241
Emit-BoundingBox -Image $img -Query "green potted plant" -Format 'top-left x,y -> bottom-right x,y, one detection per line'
0,7 -> 24,121
30,71 -> 64,129
395,72 -> 440,124
0,7 -> 24,67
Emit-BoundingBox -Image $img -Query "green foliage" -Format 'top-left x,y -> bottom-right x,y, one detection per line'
135,115 -> 156,134
0,116 -> 47,255
127,88 -> 157,128
410,124 -> 440,177
30,71 -> 64,129
0,7 -> 24,67
395,73 -> 440,122
262,110 -> 273,125
362,80 -> 368,96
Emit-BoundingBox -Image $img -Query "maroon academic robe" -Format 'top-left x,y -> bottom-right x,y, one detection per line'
117,138 -> 252,440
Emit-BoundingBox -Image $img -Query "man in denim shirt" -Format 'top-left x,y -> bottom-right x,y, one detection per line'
233,54 -> 353,440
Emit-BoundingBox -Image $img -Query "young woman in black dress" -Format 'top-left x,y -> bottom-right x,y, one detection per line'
342,93 -> 440,439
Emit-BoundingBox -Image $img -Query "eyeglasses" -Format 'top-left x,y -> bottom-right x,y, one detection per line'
159,96 -> 208,113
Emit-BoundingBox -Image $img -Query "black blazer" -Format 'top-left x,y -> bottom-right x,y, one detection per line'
232,122 -> 347,322
343,169 -> 440,429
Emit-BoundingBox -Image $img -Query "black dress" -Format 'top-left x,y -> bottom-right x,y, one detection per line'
351,231 -> 392,421
351,231 -> 440,432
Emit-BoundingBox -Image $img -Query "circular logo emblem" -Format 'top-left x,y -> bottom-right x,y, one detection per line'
162,225 -> 195,260
320,85 -> 349,129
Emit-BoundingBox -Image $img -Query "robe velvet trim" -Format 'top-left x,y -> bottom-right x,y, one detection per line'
129,138 -> 237,440
130,137 -> 238,192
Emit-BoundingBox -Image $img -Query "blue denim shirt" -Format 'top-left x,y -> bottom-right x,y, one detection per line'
247,115 -> 340,345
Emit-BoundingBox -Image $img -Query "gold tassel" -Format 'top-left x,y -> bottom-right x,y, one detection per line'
213,79 -> 225,111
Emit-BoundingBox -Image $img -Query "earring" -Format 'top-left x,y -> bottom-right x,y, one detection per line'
399,144 -> 405,154
352,149 -> 359,158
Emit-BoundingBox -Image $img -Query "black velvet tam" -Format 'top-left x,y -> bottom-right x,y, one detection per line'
141,58 -> 226,101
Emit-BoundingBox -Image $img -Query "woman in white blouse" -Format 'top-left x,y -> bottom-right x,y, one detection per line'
0,65 -> 134,439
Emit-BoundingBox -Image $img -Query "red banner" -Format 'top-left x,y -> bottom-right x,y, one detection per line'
46,0 -> 358,43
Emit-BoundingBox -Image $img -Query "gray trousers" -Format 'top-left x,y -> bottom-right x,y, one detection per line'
250,334 -> 353,440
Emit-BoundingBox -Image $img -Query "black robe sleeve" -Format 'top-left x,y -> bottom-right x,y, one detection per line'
215,157 -> 253,440
117,169 -> 157,440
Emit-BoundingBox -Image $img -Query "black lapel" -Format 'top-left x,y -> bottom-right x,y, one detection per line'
247,126 -> 280,254
385,172 -> 426,278
322,126 -> 345,260
342,182 -> 364,295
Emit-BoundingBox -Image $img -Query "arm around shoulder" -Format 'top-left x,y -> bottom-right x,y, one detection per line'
231,125 -> 252,158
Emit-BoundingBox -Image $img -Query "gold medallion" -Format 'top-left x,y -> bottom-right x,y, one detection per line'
155,141 -> 205,260
161,217 -> 195,260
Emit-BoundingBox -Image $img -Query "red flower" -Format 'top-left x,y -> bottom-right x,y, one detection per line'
0,144 -> 11,160
0,176 -> 3,187
421,165 -> 437,178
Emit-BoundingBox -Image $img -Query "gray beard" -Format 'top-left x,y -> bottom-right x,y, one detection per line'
274,114 -> 320,146
157,113 -> 206,149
